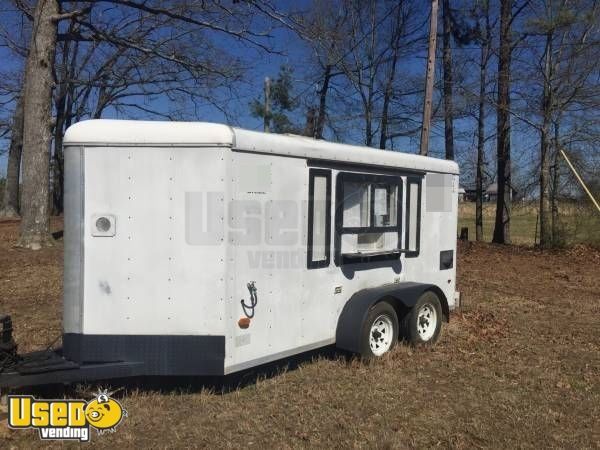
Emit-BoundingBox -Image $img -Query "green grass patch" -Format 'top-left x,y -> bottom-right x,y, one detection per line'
458,201 -> 600,247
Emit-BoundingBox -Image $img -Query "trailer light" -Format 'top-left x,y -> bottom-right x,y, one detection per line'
91,214 -> 116,237
238,318 -> 251,329
96,217 -> 111,232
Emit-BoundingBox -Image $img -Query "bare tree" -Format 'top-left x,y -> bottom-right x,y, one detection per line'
475,0 -> 493,242
379,2 -> 408,149
493,0 -> 523,244
0,93 -> 24,218
539,23 -> 554,247
0,2 -> 30,219
331,1 -> 426,148
298,0 -> 348,139
492,0 -> 511,244
10,0 -> 287,247
532,0 -> 599,247
339,0 -> 380,147
49,9 -> 242,212
17,0 -> 62,248
441,0 -> 454,160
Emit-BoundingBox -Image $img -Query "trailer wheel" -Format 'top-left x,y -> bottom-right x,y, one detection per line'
359,302 -> 399,358
402,291 -> 443,345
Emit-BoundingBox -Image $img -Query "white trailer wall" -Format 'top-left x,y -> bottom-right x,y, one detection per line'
75,146 -> 228,336
223,151 -> 458,372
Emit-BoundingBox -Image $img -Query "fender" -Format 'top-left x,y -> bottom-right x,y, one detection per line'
335,282 -> 449,353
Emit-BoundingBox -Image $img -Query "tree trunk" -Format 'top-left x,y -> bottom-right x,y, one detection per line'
379,80 -> 393,150
52,98 -> 66,216
365,0 -> 376,148
379,83 -> 391,149
53,81 -> 67,216
16,0 -> 59,249
550,120 -> 560,245
475,28 -> 488,241
263,76 -> 270,132
539,32 -> 553,248
0,94 -> 25,219
315,65 -> 332,140
492,0 -> 512,244
365,104 -> 373,147
303,107 -> 316,138
442,0 -> 454,160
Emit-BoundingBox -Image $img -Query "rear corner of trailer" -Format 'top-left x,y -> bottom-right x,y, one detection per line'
421,158 -> 460,313
61,120 -> 232,374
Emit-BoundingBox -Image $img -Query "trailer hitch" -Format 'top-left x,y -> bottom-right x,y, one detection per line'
0,315 -> 18,372
0,316 -> 78,378
0,315 -> 142,389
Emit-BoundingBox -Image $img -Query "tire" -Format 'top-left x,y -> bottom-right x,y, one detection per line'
359,301 -> 399,358
401,291 -> 443,346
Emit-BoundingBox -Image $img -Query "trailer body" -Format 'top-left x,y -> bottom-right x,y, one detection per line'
1,120 -> 459,386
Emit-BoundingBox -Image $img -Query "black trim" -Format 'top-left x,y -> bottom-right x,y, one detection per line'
307,159 -> 432,176
1,334 -> 226,388
440,250 -> 454,270
341,250 -> 401,265
403,176 -> 422,258
340,226 -> 401,234
63,334 -> 225,376
230,150 -> 456,177
307,169 -> 332,269
334,172 -> 403,266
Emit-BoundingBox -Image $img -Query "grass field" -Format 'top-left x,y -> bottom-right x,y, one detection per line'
458,201 -> 600,247
0,218 -> 599,448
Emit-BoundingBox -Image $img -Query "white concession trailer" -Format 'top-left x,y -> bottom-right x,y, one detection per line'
0,120 -> 459,387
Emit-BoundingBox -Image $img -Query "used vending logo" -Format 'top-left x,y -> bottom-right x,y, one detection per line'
7,390 -> 126,442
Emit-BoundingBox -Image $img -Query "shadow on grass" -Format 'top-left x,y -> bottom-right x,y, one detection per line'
11,345 -> 354,400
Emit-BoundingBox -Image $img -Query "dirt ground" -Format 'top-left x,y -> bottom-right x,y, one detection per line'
0,218 -> 599,449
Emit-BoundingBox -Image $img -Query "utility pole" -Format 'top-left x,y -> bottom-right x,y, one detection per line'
264,76 -> 271,133
420,0 -> 439,156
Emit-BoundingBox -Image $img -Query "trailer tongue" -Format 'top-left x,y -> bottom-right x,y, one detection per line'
0,315 -> 143,389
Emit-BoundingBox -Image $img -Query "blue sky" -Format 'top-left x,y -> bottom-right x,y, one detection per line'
0,1 -> 315,177
0,1 -> 520,186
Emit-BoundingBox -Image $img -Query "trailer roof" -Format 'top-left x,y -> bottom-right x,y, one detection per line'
64,119 -> 459,175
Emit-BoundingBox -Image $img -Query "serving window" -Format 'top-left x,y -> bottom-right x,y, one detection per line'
335,173 -> 403,264
341,181 -> 399,230
333,171 -> 425,265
